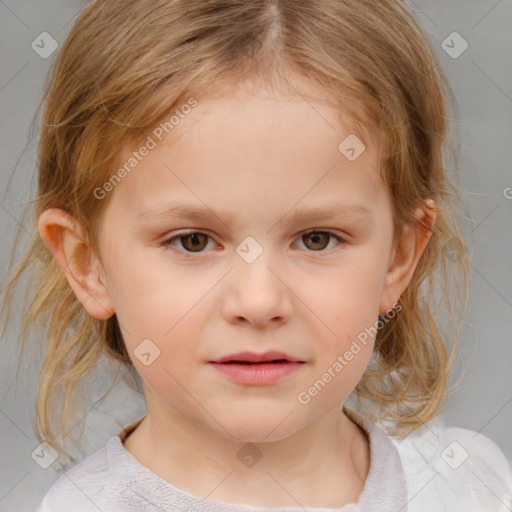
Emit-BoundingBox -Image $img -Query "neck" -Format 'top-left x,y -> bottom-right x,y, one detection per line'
122,405 -> 370,508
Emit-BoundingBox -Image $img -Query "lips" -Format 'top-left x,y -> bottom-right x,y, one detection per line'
208,351 -> 305,385
209,350 -> 304,364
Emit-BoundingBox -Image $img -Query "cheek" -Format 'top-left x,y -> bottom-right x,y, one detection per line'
129,344 -> 203,424
123,306 -> 203,406
310,264 -> 383,378
321,265 -> 383,334
103,243 -> 192,330
130,333 -> 194,385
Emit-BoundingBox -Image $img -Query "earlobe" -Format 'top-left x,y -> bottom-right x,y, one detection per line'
38,208 -> 115,320
379,199 -> 436,315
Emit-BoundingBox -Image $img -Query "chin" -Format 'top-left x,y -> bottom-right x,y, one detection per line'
215,413 -> 300,444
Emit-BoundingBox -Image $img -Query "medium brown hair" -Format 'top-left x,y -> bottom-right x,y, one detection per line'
1,0 -> 471,467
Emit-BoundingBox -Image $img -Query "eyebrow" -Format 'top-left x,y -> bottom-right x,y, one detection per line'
138,202 -> 373,227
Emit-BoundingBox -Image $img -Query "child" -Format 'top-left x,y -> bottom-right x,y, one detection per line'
2,0 -> 511,510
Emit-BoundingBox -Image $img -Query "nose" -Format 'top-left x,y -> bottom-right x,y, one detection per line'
220,248 -> 293,328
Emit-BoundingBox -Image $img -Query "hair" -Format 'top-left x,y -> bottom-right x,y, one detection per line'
1,0 -> 472,468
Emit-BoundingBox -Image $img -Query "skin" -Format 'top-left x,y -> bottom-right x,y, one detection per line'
39,78 -> 436,508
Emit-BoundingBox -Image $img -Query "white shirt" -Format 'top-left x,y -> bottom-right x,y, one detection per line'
37,409 -> 512,511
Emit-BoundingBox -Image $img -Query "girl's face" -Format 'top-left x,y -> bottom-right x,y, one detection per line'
90,83 -> 417,442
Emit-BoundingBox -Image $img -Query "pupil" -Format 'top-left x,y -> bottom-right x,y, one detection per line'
306,232 -> 328,250
184,233 -> 205,251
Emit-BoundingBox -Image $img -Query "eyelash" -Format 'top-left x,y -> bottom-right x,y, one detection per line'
159,229 -> 346,255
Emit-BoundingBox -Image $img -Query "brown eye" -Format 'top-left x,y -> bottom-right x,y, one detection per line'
302,231 -> 330,251
180,233 -> 208,252
162,232 -> 211,252
299,231 -> 344,252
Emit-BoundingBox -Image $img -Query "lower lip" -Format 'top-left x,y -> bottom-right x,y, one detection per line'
208,361 -> 304,385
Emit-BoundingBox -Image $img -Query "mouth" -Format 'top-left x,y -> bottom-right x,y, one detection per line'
209,350 -> 305,364
219,359 -> 294,364
208,351 -> 306,385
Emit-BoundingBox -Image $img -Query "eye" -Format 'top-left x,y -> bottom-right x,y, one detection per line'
160,229 -> 345,254
161,231 -> 215,253
295,230 -> 345,252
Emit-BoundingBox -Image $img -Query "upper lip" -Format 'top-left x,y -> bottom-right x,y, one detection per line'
209,350 -> 304,364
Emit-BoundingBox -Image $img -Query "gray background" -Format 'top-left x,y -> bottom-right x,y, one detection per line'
1,1 -> 511,510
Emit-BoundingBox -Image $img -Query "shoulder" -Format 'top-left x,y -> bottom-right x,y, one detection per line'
381,415 -> 512,512
443,426 -> 512,507
36,436 -> 133,512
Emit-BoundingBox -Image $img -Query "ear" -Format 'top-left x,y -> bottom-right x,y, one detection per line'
38,208 -> 115,319
379,199 -> 436,315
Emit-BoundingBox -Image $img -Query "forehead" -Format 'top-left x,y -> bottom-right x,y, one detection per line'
109,84 -> 384,221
